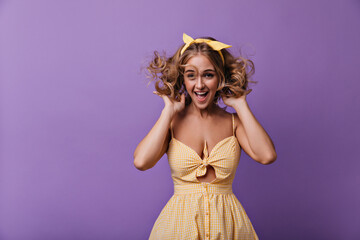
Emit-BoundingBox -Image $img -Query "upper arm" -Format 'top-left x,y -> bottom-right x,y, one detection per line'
155,115 -> 177,164
156,126 -> 171,161
142,128 -> 171,170
234,114 -> 260,162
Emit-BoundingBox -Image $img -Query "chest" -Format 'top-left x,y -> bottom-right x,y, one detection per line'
167,136 -> 241,179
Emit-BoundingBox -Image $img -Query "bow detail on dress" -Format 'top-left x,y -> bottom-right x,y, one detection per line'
196,140 -> 210,178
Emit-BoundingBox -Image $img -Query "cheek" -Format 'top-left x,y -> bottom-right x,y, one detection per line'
210,79 -> 219,90
183,80 -> 192,92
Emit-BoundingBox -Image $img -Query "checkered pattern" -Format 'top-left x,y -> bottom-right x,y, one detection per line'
149,114 -> 259,240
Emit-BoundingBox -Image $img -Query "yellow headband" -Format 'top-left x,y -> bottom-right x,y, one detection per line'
180,33 -> 232,64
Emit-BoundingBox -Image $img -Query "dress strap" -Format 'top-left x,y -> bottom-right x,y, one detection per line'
170,121 -> 174,138
232,113 -> 235,136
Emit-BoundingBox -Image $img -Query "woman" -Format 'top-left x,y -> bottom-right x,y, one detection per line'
134,33 -> 277,240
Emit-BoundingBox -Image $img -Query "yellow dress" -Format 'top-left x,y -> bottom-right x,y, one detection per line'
149,113 -> 259,240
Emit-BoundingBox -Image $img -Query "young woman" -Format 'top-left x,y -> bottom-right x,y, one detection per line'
134,33 -> 277,240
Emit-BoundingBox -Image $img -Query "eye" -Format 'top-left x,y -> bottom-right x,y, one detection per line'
204,73 -> 214,78
186,73 -> 196,80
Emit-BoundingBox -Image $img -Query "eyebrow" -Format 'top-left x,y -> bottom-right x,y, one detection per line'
184,69 -> 215,73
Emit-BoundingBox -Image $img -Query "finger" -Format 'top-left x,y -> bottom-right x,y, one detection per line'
180,93 -> 185,104
245,89 -> 252,95
161,94 -> 172,104
153,91 -> 167,100
153,91 -> 161,96
153,91 -> 171,105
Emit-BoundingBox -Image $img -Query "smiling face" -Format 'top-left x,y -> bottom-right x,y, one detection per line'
183,54 -> 219,110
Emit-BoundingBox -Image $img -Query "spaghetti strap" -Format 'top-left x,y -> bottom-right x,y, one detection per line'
232,113 -> 235,136
170,121 -> 174,139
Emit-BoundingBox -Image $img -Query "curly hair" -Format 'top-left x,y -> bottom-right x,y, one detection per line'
146,36 -> 257,106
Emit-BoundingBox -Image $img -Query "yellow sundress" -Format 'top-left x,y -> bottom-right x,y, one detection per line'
149,113 -> 259,240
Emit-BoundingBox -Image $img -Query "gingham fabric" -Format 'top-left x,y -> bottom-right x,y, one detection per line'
149,113 -> 259,240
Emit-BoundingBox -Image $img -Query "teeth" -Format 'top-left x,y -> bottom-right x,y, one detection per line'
195,92 -> 207,96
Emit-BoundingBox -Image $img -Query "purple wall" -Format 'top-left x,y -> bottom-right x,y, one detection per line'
1,0 -> 359,239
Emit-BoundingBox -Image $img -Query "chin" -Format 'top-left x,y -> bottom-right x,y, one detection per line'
190,97 -> 215,110
194,103 -> 209,110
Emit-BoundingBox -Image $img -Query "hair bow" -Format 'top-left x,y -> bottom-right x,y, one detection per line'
180,33 -> 232,63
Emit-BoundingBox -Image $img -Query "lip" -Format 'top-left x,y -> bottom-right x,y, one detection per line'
194,91 -> 209,102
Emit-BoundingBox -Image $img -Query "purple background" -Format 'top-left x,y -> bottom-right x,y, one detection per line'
1,0 -> 359,239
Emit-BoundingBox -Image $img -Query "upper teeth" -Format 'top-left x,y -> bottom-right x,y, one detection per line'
196,92 -> 207,95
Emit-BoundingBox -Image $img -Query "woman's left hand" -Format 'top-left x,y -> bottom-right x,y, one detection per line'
222,89 -> 252,108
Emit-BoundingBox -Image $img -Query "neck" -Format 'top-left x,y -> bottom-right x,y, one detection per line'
188,101 -> 218,118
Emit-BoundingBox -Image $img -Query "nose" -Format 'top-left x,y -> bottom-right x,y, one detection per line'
195,75 -> 205,89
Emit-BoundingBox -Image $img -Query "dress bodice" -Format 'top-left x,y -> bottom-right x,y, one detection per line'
167,113 -> 241,186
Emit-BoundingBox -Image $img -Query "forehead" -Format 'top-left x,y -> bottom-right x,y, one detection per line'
184,54 -> 215,71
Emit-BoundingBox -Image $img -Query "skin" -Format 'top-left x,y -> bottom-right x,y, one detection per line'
134,54 -> 277,182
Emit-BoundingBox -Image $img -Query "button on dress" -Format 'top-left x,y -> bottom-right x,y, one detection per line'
149,113 -> 259,240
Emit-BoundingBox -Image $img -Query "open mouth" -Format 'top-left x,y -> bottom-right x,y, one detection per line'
194,91 -> 209,102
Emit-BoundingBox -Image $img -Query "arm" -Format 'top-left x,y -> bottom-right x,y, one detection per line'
133,92 -> 185,171
223,89 -> 277,165
133,107 -> 173,171
233,100 -> 277,164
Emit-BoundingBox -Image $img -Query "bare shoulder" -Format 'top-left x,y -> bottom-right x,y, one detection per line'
218,109 -> 243,137
232,111 -> 243,131
215,107 -> 233,121
171,107 -> 188,127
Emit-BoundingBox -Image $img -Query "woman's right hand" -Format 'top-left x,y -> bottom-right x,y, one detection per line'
153,91 -> 186,117
134,92 -> 185,171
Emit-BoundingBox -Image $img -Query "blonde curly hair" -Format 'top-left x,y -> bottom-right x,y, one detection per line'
147,36 -> 257,106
